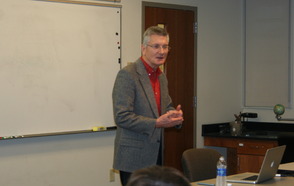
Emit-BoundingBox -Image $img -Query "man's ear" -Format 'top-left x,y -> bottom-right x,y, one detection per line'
141,44 -> 146,55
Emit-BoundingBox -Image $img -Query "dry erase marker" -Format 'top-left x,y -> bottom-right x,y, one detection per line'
92,126 -> 106,131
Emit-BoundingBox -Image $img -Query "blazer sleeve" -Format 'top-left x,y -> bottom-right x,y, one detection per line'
112,66 -> 157,137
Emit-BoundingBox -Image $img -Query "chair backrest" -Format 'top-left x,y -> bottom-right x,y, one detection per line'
181,148 -> 221,182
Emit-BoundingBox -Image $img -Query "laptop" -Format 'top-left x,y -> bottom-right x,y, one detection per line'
226,145 -> 286,184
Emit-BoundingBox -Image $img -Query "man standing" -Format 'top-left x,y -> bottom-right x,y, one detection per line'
112,26 -> 184,186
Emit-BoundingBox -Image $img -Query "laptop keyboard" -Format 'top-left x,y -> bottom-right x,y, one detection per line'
243,175 -> 258,181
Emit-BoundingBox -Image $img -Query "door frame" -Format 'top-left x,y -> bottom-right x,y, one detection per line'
142,1 -> 198,147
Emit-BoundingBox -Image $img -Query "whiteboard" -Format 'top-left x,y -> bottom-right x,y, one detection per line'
244,0 -> 290,107
0,0 -> 121,136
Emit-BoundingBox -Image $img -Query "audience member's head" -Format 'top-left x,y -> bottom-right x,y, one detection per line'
126,165 -> 191,186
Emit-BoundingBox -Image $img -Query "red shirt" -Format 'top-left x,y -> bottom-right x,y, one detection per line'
141,57 -> 162,115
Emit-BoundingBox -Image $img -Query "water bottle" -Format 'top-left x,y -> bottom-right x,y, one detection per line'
216,156 -> 227,186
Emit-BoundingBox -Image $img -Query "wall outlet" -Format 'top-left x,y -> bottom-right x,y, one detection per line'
109,169 -> 115,182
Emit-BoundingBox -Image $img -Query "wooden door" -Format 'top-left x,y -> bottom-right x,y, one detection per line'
144,4 -> 197,171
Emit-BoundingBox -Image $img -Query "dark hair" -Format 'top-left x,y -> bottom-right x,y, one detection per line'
142,26 -> 169,46
126,166 -> 191,186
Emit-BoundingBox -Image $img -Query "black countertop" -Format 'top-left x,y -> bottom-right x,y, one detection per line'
202,121 -> 294,140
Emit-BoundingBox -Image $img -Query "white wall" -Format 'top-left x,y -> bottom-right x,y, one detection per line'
0,0 -> 243,185
0,131 -> 118,186
195,0 -> 243,147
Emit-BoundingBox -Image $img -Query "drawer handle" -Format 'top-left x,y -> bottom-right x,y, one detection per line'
238,143 -> 244,147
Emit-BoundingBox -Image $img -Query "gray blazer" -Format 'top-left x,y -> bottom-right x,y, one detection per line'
112,58 -> 174,172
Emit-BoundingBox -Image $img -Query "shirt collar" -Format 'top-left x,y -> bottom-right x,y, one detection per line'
140,57 -> 162,76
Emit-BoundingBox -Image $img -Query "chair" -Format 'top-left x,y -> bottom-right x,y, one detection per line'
181,148 -> 222,182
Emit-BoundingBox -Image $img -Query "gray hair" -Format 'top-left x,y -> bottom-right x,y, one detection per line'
126,165 -> 191,186
142,26 -> 169,46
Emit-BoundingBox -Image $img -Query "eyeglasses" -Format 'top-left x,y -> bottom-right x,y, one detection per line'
146,44 -> 171,51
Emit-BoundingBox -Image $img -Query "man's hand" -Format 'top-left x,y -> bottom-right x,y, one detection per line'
155,105 -> 184,128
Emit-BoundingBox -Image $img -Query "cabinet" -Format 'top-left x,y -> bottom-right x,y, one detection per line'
204,137 -> 278,174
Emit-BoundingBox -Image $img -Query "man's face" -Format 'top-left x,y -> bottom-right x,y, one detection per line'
141,35 -> 169,69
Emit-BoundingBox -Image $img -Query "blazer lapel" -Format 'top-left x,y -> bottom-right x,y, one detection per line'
135,59 -> 159,118
159,73 -> 168,113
